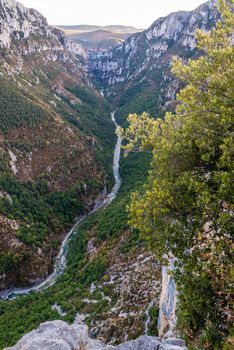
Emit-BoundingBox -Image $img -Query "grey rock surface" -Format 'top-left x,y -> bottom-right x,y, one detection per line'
88,0 -> 219,89
6,320 -> 187,350
0,0 -> 86,73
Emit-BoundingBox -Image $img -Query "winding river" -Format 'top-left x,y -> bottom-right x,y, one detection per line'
1,111 -> 178,342
1,112 -> 122,301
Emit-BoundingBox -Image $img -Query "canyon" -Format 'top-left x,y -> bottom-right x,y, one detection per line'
0,0 -> 230,349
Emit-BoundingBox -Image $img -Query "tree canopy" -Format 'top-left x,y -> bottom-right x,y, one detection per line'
122,1 -> 234,348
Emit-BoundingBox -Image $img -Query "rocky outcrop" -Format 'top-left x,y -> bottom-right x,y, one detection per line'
0,0 -> 49,48
0,0 -> 86,76
158,257 -> 178,339
88,251 -> 161,344
0,0 -> 85,57
89,0 -> 218,89
5,320 -> 187,350
88,1 -> 219,117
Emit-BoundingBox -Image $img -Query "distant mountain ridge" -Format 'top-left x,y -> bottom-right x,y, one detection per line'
57,24 -> 143,51
58,24 -> 143,34
88,0 -> 219,122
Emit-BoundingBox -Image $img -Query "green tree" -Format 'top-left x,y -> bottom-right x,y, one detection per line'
122,1 -> 234,348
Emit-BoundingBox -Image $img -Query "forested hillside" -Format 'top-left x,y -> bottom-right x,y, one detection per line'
0,153 -> 155,348
0,0 -> 115,291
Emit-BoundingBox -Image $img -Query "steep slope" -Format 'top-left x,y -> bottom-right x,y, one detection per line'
0,0 -> 115,291
0,153 -> 160,349
89,0 -> 219,123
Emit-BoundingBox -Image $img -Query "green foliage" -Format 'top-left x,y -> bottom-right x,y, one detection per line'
0,152 -> 150,349
115,69 -> 165,127
80,256 -> 108,286
16,223 -> 47,247
0,79 -> 50,132
0,253 -> 20,274
59,85 -> 115,185
0,174 -> 85,247
0,153 -> 9,172
148,305 -> 159,336
122,2 -> 234,348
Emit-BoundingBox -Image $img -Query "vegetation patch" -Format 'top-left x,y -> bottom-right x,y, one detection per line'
0,153 -> 155,349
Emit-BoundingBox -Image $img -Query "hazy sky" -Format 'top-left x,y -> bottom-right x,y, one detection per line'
20,0 -> 206,28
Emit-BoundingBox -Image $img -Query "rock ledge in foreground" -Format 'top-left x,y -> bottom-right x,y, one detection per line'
5,320 -> 187,350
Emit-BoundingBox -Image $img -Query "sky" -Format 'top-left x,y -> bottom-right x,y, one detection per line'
19,0 -> 206,28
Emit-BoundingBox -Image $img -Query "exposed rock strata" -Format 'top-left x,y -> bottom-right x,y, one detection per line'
89,0 -> 218,88
0,0 -> 85,58
88,1 -> 219,114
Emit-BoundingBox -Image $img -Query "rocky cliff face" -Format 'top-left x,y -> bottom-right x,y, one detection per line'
6,320 -> 187,350
88,0 -> 219,119
0,0 -> 49,48
0,0 -> 86,66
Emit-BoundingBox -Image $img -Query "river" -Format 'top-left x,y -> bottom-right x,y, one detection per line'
0,111 -> 122,301
1,112 -> 179,342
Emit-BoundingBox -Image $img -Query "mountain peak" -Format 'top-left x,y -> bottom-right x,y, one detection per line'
0,0 -> 50,48
0,0 -> 87,74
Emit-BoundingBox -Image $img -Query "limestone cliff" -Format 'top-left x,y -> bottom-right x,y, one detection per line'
88,0 -> 219,117
0,0 -> 86,67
